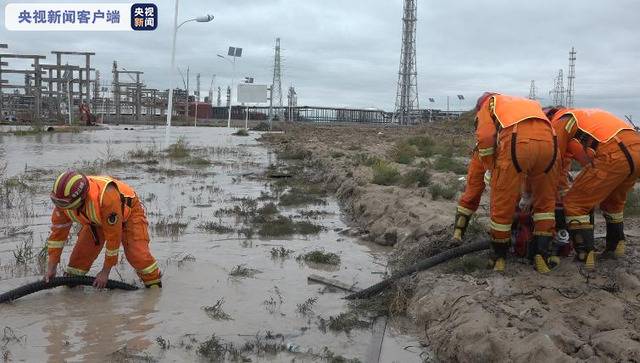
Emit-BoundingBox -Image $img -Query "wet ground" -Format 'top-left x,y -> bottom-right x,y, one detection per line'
0,126 -> 426,362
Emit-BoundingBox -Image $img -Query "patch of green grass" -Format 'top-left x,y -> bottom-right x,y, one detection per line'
232,128 -> 249,136
433,155 -> 467,175
389,141 -> 417,164
407,135 -> 436,157
297,250 -> 341,265
429,183 -> 458,200
371,160 -> 400,186
625,188 -> 640,216
401,168 -> 431,187
352,153 -> 381,166
295,220 -> 324,235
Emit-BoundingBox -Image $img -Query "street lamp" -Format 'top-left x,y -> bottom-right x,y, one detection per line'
217,47 -> 242,128
165,0 -> 213,129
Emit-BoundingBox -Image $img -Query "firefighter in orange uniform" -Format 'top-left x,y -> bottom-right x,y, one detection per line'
45,170 -> 162,288
475,92 -> 559,273
546,108 -> 640,268
454,149 -> 486,240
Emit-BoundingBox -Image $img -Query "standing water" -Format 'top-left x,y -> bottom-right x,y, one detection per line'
0,126 -> 426,362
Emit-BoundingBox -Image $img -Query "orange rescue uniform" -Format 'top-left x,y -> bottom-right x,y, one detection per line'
47,176 -> 161,286
457,149 -> 486,216
476,94 -> 559,242
553,109 -> 640,261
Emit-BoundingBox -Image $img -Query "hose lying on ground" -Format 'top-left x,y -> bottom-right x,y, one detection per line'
0,276 -> 138,304
346,239 -> 491,300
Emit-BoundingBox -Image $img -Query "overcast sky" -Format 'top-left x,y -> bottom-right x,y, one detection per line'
1,0 -> 639,118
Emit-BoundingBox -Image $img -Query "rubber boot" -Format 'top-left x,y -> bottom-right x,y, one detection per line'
488,241 -> 508,272
570,227 -> 595,269
533,235 -> 553,274
146,281 -> 162,289
605,221 -> 625,259
453,211 -> 471,241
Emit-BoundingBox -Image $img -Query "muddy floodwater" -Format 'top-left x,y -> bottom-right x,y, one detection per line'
0,126 -> 426,362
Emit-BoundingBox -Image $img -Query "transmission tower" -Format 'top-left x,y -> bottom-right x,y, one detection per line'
394,0 -> 419,125
566,47 -> 576,107
269,37 -> 283,119
217,86 -> 222,107
528,80 -> 537,100
550,69 -> 565,106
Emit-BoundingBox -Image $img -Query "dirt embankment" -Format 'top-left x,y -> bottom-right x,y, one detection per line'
261,121 -> 640,363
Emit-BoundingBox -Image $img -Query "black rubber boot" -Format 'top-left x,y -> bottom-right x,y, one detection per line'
605,221 -> 625,258
532,235 -> 555,273
570,227 -> 595,269
145,281 -> 162,289
488,241 -> 509,272
453,211 -> 470,241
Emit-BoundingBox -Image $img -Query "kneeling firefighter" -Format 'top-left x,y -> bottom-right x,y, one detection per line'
475,92 -> 559,273
45,170 -> 162,288
546,108 -> 640,268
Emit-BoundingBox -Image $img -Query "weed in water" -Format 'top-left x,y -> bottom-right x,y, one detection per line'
433,155 -> 467,175
13,238 -> 34,265
155,336 -> 171,350
319,312 -> 369,333
202,299 -> 233,320
321,347 -> 363,363
232,128 -> 249,136
279,187 -> 326,207
279,145 -> 309,160
371,160 -> 400,186
270,246 -> 294,259
401,167 -> 431,188
180,157 -> 211,167
197,221 -> 234,234
197,334 -> 226,361
152,216 -> 188,238
429,183 -> 458,201
297,250 -> 341,265
237,227 -> 255,239
229,264 -> 261,278
258,216 -> 296,237
296,297 -> 318,316
166,136 -> 191,158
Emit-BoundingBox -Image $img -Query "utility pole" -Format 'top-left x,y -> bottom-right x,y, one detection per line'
550,69 -> 565,106
393,0 -> 419,125
217,86 -> 221,107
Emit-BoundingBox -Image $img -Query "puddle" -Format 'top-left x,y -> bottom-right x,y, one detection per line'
0,126 -> 427,362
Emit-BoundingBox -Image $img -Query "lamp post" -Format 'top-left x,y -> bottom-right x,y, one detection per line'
217,47 -> 242,128
165,0 -> 213,129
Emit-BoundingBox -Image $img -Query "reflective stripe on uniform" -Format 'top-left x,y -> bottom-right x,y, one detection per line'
566,215 -> 591,225
603,211 -> 624,223
66,266 -> 88,276
565,116 -> 577,133
478,147 -> 495,157
105,248 -> 119,257
65,210 -> 81,224
87,201 -> 100,225
490,220 -> 512,232
52,222 -> 73,229
47,240 -> 65,248
144,278 -> 161,286
138,261 -> 158,275
456,205 -> 474,216
533,212 -> 555,222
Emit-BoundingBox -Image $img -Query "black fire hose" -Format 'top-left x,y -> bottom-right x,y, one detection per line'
0,276 -> 139,304
346,239 -> 491,300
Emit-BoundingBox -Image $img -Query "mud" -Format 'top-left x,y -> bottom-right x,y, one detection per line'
0,126 -> 425,362
261,122 -> 640,362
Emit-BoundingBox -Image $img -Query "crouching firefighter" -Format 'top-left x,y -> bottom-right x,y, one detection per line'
475,92 -> 559,273
44,170 -> 162,288
546,108 -> 640,268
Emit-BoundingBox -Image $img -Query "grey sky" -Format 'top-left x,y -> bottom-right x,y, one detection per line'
1,0 -> 639,118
